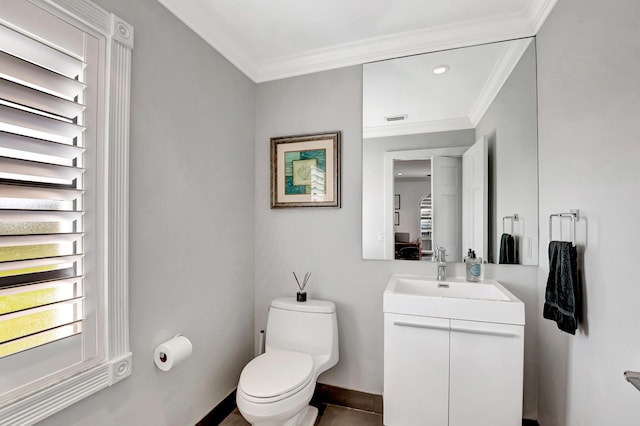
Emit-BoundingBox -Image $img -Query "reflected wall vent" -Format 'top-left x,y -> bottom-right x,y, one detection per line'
385,114 -> 408,122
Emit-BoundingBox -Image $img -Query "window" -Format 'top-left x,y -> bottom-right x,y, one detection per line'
0,1 -> 132,424
0,2 -> 91,363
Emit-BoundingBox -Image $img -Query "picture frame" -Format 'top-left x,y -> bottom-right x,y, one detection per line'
270,131 -> 341,208
394,211 -> 400,226
394,194 -> 400,210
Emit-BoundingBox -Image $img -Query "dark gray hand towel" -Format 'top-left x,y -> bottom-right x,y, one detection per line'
499,233 -> 517,264
543,241 -> 579,334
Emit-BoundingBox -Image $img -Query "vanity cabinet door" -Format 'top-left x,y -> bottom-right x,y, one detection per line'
384,313 -> 450,426
448,319 -> 524,426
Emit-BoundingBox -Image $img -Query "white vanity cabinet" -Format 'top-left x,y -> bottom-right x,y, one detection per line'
384,312 -> 524,426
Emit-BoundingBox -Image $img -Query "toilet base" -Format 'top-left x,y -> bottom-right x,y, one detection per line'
280,405 -> 317,426
297,405 -> 318,426
243,405 -> 318,426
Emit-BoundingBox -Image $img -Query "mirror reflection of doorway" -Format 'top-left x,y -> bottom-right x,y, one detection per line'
393,159 -> 431,261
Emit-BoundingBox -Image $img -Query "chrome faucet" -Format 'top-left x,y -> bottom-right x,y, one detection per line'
434,246 -> 447,281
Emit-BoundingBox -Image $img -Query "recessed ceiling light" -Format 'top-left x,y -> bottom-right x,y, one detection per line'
397,172 -> 403,176
433,65 -> 450,75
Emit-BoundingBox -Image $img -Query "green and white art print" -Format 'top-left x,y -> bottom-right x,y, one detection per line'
271,132 -> 341,208
285,150 -> 324,195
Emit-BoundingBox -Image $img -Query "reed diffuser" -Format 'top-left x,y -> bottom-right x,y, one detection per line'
293,271 -> 311,302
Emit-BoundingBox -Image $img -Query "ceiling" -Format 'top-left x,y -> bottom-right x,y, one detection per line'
158,0 -> 557,83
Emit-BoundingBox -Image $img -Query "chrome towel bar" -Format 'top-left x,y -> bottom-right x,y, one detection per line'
502,214 -> 519,234
549,209 -> 579,246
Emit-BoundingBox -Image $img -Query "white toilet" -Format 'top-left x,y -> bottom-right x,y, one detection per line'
236,297 -> 339,426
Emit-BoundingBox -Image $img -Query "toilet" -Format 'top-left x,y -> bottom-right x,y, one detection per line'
236,297 -> 339,426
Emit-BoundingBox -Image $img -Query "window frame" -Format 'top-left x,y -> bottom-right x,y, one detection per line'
0,0 -> 132,424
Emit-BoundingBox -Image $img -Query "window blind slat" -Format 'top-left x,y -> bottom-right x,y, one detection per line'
0,131 -> 84,160
0,78 -> 86,120
0,321 -> 82,358
0,233 -> 83,247
0,298 -> 83,343
0,0 -> 85,60
0,183 -> 83,201
0,156 -> 84,181
0,209 -> 84,222
0,278 -> 82,315
0,104 -> 85,141
0,254 -> 83,273
0,51 -> 85,100
0,276 -> 82,297
0,24 -> 85,79
0,268 -> 78,290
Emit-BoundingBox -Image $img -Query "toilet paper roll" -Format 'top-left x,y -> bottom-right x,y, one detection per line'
154,335 -> 192,372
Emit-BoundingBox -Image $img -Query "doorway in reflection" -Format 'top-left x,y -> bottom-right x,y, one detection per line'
393,159 -> 432,261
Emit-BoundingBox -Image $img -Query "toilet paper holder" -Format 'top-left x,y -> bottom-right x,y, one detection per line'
154,334 -> 192,372
157,334 -> 182,361
156,334 -> 183,362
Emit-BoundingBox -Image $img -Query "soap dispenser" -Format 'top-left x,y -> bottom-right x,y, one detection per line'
465,249 -> 482,282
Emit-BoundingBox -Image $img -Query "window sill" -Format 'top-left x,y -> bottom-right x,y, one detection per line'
0,353 -> 131,424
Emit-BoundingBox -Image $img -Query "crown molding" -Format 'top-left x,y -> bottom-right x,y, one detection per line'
157,0 -> 258,81
363,117 -> 474,139
158,0 -> 558,83
528,0 -> 559,33
255,13 -> 534,82
468,38 -> 532,126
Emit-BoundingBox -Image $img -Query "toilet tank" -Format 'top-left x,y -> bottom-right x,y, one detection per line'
266,297 -> 338,366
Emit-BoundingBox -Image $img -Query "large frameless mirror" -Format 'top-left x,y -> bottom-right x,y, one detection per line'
362,38 -> 539,265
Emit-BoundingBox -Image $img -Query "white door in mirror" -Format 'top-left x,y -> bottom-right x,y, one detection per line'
462,135 -> 488,261
432,156 -> 462,261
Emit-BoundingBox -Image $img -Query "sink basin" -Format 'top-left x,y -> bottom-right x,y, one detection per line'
392,277 -> 510,300
384,274 -> 524,325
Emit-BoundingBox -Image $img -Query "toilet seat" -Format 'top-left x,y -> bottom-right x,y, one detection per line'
238,349 -> 314,403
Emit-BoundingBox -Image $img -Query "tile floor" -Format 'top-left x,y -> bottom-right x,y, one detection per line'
220,405 -> 383,425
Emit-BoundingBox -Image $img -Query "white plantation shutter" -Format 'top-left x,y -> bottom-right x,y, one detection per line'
0,1 -> 132,423
0,18 -> 87,358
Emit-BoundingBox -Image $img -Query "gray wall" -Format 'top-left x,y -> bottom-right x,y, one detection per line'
475,42 -> 539,266
536,0 -> 640,424
254,66 -> 539,419
41,0 -> 256,424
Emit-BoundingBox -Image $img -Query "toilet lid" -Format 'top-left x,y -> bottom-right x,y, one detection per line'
239,350 -> 313,399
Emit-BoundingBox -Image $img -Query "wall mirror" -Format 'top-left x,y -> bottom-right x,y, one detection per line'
362,37 -> 539,265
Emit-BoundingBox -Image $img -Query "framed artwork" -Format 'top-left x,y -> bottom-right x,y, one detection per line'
394,211 -> 400,226
394,194 -> 400,210
270,131 -> 341,208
